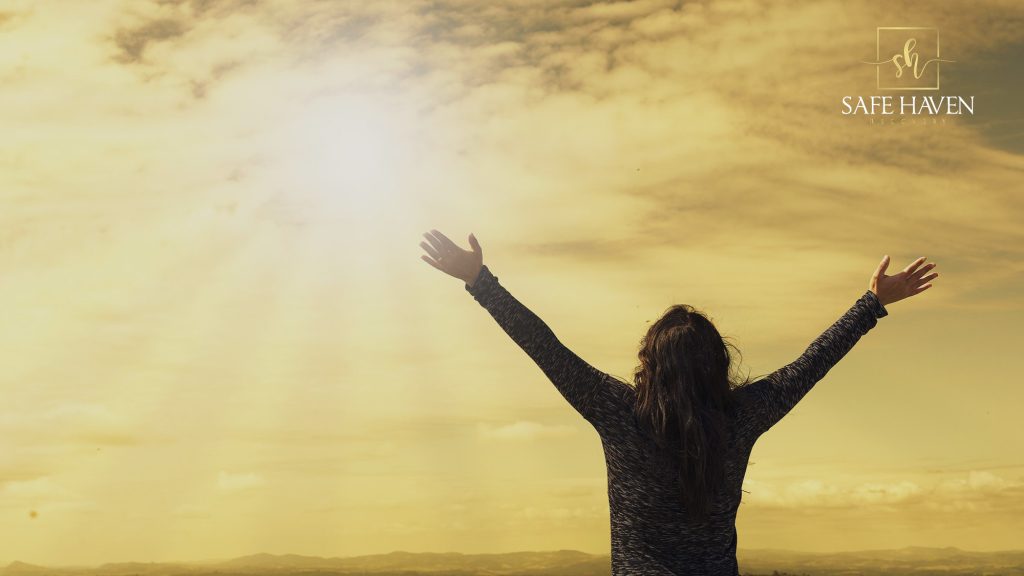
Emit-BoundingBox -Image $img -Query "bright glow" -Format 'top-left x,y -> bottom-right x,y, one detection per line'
283,92 -> 421,217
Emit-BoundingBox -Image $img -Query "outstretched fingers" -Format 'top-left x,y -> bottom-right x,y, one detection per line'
903,256 -> 928,276
420,238 -> 443,260
421,253 -> 444,272
908,262 -> 938,295
430,229 -> 462,254
914,271 -> 939,287
913,282 -> 933,294
909,262 -> 937,282
423,231 -> 447,255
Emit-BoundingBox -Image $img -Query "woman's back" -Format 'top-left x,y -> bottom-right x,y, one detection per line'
461,263 -> 890,575
591,378 -> 771,575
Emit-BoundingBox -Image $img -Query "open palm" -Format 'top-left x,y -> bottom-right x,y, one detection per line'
870,255 -> 938,307
420,229 -> 484,286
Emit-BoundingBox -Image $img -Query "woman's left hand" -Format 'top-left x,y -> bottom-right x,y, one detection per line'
420,229 -> 484,287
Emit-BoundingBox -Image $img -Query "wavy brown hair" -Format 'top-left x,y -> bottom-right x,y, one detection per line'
630,303 -> 752,523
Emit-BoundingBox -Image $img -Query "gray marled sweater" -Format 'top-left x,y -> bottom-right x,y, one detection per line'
465,264 -> 888,576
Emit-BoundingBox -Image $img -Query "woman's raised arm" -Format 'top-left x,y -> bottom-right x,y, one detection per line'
420,230 -> 629,432
740,255 -> 938,436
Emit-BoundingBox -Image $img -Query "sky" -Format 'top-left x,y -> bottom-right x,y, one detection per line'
1,0 -> 1023,566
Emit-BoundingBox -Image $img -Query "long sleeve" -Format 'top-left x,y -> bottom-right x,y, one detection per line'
465,265 -> 630,432
741,289 -> 889,437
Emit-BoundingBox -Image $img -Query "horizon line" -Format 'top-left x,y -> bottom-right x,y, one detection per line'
7,544 -> 1024,570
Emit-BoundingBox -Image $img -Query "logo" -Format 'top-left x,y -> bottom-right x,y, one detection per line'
841,27 -> 973,119
864,27 -> 954,91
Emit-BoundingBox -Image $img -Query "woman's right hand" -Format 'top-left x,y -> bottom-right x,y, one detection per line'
870,255 -> 938,307
420,229 -> 484,287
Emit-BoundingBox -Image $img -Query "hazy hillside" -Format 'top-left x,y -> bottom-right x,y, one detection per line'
5,547 -> 1024,576
740,546 -> 1024,575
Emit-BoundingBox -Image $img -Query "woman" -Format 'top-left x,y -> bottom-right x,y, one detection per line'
419,229 -> 937,576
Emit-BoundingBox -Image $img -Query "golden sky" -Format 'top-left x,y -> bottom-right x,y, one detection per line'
1,0 -> 1023,566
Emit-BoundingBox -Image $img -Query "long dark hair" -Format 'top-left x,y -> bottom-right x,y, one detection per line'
630,303 -> 752,523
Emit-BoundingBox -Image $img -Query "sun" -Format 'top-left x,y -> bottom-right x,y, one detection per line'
280,91 -> 423,219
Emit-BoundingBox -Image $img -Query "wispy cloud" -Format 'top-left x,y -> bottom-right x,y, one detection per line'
477,420 -> 579,441
743,469 -> 1024,512
0,402 -> 142,448
217,471 -> 267,492
0,476 -> 97,516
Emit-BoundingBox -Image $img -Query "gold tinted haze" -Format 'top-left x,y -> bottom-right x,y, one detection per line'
1,0 -> 1022,565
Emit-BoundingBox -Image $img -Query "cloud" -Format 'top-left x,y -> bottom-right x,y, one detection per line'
477,420 -> 579,441
0,476 -> 97,515
113,18 -> 187,62
217,471 -> 266,492
0,402 -> 141,448
513,503 -> 608,521
743,478 -> 923,508
569,0 -> 678,23
0,11 -> 17,30
940,469 -> 1017,492
172,503 -> 212,518
1,476 -> 71,498
742,469 -> 1024,511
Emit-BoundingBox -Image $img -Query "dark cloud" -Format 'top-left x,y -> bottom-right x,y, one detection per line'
0,8 -> 31,32
952,40 -> 1024,155
512,237 -> 640,261
190,60 -> 240,99
113,18 -> 188,63
152,0 -> 259,15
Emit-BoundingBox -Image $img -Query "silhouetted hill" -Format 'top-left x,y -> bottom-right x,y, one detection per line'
97,563 -> 196,575
219,550 -> 603,574
5,547 -> 1024,576
3,563 -> 47,576
739,546 -> 1024,575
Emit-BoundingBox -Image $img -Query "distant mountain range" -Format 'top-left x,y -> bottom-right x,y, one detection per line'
5,547 -> 1024,576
